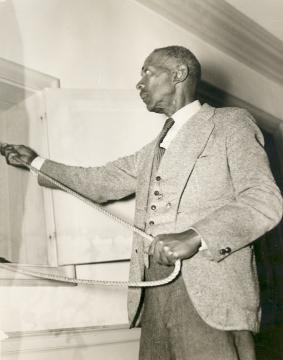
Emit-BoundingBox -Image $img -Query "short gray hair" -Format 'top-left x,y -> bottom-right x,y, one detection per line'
153,45 -> 201,84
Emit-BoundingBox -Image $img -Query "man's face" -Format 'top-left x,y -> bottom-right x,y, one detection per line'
136,52 -> 176,115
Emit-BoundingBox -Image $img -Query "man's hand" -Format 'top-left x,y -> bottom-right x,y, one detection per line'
149,229 -> 201,266
0,143 -> 38,170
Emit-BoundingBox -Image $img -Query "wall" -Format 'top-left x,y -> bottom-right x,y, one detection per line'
0,0 -> 282,118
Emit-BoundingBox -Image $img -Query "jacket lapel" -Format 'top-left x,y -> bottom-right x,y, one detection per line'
157,103 -> 215,209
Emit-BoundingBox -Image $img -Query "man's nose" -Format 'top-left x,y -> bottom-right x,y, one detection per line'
136,79 -> 144,90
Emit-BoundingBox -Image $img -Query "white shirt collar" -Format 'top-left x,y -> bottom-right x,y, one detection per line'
160,100 -> 202,149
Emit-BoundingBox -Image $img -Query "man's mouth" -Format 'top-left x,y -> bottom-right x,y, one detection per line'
140,92 -> 149,102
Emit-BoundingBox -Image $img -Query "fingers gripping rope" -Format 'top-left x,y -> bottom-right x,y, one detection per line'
0,153 -> 181,288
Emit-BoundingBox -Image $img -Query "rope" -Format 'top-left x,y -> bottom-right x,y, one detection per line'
0,154 -> 181,287
0,261 -> 181,288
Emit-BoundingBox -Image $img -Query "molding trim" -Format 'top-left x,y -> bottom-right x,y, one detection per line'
2,325 -> 140,356
0,57 -> 60,92
0,57 -> 60,112
135,0 -> 283,86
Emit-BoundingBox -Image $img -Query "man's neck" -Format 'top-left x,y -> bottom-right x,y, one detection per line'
165,96 -> 197,117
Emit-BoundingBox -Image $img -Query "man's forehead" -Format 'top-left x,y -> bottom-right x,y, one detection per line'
142,51 -> 172,69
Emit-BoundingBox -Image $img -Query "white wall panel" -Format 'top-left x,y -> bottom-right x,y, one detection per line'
44,89 -> 161,265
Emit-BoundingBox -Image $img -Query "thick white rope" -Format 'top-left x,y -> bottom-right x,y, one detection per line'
0,154 -> 181,287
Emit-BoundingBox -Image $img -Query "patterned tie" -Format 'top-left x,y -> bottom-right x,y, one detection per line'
154,117 -> 175,168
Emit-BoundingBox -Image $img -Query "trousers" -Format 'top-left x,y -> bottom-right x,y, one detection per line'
139,257 -> 256,360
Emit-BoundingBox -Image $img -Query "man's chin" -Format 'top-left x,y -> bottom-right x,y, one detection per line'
145,102 -> 164,114
147,106 -> 164,114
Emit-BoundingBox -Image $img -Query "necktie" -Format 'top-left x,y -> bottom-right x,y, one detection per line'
154,117 -> 175,168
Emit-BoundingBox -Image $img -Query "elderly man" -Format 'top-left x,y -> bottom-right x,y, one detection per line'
1,46 -> 282,359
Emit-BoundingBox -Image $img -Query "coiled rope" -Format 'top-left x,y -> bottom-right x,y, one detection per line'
0,154 -> 181,287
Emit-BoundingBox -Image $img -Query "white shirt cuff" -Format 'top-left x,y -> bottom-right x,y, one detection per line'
199,239 -> 208,251
30,156 -> 46,175
189,226 -> 208,251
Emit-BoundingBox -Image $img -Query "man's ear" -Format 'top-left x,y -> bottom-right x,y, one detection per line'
172,64 -> 189,84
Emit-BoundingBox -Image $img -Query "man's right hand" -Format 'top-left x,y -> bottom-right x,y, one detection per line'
0,143 -> 38,170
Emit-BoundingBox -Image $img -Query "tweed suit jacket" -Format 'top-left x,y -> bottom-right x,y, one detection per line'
39,103 -> 282,332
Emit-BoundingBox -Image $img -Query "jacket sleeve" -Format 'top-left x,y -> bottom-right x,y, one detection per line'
192,111 -> 283,262
38,150 -> 142,204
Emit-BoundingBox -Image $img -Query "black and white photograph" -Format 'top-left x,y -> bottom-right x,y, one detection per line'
0,1 -> 283,359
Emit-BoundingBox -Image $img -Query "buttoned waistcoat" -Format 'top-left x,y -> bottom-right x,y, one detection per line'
39,104 -> 283,332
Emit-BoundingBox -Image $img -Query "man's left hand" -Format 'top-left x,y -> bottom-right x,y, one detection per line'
149,229 -> 201,266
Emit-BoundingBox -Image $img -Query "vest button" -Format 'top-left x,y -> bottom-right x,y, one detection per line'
156,176 -> 161,181
154,190 -> 160,196
149,221 -> 155,226
151,205 -> 156,210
